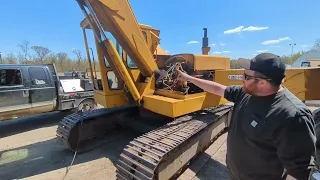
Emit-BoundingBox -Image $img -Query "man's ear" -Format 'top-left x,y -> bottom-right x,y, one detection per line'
259,79 -> 268,86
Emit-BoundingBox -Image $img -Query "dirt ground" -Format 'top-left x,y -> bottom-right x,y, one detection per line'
0,111 -> 229,180
1,106 -> 318,180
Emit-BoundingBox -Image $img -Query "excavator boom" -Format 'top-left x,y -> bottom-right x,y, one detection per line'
77,0 -> 158,77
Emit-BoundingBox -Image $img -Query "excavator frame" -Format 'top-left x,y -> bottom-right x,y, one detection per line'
56,0 -> 234,179
56,0 -> 320,179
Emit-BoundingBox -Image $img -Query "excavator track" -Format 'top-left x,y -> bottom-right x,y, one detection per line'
116,104 -> 233,180
56,105 -> 137,152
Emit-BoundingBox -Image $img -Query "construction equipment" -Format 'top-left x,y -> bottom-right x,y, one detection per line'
56,0 -> 320,179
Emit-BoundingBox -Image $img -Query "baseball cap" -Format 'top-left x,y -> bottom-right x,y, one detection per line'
237,53 -> 286,85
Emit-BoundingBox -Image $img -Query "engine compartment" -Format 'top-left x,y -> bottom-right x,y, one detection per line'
154,54 -> 230,95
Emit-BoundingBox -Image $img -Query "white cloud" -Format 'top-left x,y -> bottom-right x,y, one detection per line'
187,41 -> 199,44
252,53 -> 257,56
165,50 -> 169,53
212,51 -> 221,54
261,37 -> 291,45
242,26 -> 268,32
224,26 -> 244,34
301,45 -> 308,47
212,51 -> 231,54
224,26 -> 268,34
270,45 -> 280,48
256,50 -> 269,53
209,43 -> 224,46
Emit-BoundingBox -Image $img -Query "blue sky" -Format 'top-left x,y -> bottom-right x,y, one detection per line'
0,0 -> 319,60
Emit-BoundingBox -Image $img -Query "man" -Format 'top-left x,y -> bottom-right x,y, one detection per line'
177,53 -> 317,180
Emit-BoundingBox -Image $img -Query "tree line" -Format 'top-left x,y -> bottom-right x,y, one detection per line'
1,38 -> 320,71
230,38 -> 320,69
0,40 -> 100,72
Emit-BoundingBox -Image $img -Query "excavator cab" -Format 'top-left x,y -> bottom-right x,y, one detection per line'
80,19 -> 152,108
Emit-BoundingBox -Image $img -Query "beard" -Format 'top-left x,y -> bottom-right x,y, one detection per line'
243,87 -> 255,95
243,81 -> 259,96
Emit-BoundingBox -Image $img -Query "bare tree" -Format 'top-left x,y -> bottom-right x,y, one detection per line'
312,38 -> 320,51
72,48 -> 82,70
46,53 -> 57,64
56,52 -> 68,71
6,53 -> 17,64
17,40 -> 31,63
31,46 -> 51,62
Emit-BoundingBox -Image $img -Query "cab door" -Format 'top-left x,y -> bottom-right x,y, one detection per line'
0,67 -> 31,120
28,66 -> 55,114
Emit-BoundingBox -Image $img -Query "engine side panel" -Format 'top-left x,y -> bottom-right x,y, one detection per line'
142,92 -> 229,118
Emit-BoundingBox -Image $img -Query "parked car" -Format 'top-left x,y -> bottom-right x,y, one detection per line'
0,63 -> 96,121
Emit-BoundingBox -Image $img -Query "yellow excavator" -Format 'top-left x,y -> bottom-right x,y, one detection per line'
56,0 -> 320,179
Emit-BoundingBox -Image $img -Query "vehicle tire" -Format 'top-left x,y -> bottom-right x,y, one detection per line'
74,99 -> 97,113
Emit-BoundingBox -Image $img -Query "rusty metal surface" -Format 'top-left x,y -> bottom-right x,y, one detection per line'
115,104 -> 232,180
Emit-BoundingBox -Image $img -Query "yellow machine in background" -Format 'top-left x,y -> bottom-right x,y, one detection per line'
215,68 -> 320,101
56,0 -> 320,179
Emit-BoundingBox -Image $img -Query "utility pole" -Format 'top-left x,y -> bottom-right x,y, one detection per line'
289,43 -> 296,64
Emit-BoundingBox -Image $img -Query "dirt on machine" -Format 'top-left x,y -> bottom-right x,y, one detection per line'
55,0 -> 320,180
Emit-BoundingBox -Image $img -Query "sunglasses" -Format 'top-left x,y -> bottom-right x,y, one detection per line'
243,73 -> 272,81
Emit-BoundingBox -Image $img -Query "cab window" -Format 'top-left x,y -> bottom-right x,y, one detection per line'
104,56 -> 110,68
28,67 -> 49,86
104,40 -> 124,68
142,31 -> 147,42
127,55 -> 137,68
116,43 -> 123,60
107,71 -> 122,90
0,69 -> 22,87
